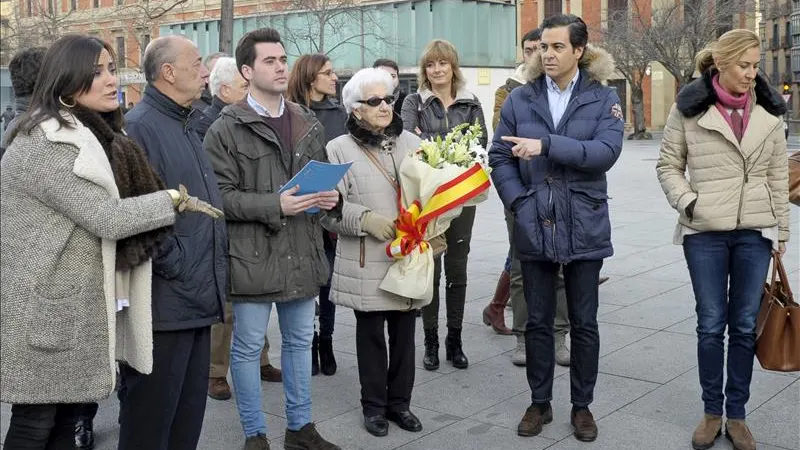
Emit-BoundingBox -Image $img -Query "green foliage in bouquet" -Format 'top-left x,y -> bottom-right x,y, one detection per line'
416,119 -> 489,170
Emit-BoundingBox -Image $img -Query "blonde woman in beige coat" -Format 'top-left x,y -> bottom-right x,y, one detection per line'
656,29 -> 789,450
322,68 -> 440,438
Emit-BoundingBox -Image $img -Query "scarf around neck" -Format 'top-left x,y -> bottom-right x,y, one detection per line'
712,73 -> 751,140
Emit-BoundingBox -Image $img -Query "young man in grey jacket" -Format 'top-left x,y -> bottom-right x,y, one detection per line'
204,28 -> 341,450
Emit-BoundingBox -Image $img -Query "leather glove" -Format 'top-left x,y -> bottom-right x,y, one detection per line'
428,234 -> 447,257
170,184 -> 225,219
361,212 -> 395,241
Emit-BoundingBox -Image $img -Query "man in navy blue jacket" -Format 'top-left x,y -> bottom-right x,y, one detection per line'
118,35 -> 227,450
489,14 -> 623,443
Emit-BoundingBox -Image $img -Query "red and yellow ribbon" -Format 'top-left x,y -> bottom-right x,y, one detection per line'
386,164 -> 491,259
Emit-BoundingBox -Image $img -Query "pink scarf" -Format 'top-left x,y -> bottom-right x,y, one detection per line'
712,73 -> 751,141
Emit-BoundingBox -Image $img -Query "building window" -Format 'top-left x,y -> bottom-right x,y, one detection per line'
792,48 -> 800,82
71,0 -> 76,10
774,23 -> 780,48
607,0 -> 628,33
47,0 -> 54,14
787,54 -> 792,80
116,36 -> 126,67
786,21 -> 792,47
793,15 -> 800,45
93,0 -> 100,8
773,55 -> 780,84
27,0 -> 33,16
544,0 -> 561,19
117,0 -> 123,5
141,34 -> 151,61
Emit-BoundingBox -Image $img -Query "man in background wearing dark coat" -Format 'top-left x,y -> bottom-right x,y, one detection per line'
119,35 -> 227,450
373,58 -> 407,118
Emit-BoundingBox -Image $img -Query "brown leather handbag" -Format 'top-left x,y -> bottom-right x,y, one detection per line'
790,151 -> 800,206
755,252 -> 800,371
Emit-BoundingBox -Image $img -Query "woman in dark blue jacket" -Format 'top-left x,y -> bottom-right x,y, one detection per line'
287,53 -> 348,376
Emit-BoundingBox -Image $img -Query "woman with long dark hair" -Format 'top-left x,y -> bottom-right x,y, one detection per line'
287,53 -> 348,376
0,34 -> 221,448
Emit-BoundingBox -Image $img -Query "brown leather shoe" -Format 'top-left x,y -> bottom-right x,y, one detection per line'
260,364 -> 282,383
208,377 -> 232,400
482,270 -> 513,335
571,408 -> 598,442
691,414 -> 722,450
725,419 -> 756,450
517,404 -> 553,437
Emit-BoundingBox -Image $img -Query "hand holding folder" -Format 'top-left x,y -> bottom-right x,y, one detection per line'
278,160 -> 352,214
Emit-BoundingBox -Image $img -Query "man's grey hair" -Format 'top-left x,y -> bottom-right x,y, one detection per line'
142,35 -> 194,84
204,52 -> 228,69
341,68 -> 394,114
209,57 -> 239,97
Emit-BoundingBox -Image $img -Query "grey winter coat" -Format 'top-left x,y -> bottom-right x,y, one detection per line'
0,115 -> 177,404
322,115 -> 429,311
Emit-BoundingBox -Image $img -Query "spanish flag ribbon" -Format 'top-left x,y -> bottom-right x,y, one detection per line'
386,164 -> 491,259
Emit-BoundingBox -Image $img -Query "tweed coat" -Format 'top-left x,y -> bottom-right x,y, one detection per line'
0,114 -> 177,404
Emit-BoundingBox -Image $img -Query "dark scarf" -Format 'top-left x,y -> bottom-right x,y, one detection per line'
71,105 -> 173,270
346,112 -> 404,150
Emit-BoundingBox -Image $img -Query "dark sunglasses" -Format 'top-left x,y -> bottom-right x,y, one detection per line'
360,95 -> 395,107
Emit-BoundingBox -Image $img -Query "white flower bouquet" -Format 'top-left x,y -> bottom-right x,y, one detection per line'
379,120 -> 492,302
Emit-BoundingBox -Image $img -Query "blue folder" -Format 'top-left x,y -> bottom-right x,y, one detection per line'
278,160 -> 353,214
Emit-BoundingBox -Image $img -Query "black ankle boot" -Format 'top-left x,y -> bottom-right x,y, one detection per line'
445,327 -> 468,369
311,331 -> 320,376
319,336 -> 337,376
423,328 -> 439,371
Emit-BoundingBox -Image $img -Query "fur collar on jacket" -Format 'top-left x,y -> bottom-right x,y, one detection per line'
524,44 -> 616,85
346,112 -> 404,149
675,70 -> 787,118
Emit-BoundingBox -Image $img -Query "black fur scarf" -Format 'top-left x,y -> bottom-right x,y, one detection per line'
676,70 -> 787,118
71,105 -> 173,270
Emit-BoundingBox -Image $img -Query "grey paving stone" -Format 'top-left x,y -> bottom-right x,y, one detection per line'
636,259 -> 694,282
395,418 -> 554,450
598,274 -> 687,306
599,284 -> 697,330
664,316 -> 697,335
301,406 -> 462,450
746,380 -> 800,450
620,368 -> 796,429
410,354 -> 529,417
469,372 -> 658,441
543,411 -> 693,450
599,331 -> 697,384
597,322 -> 658,357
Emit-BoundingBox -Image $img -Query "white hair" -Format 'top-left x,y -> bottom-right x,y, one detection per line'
209,57 -> 239,97
341,68 -> 394,114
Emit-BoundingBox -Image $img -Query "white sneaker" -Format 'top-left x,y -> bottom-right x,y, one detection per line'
512,334 -> 526,366
555,333 -> 570,367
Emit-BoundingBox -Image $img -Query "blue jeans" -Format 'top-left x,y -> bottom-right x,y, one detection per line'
230,298 -> 315,437
683,230 -> 772,419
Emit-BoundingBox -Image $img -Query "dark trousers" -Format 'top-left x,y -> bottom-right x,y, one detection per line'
521,259 -> 602,406
683,230 -> 772,419
354,309 -> 417,416
75,402 -> 98,422
318,232 -> 337,338
3,403 -> 81,449
118,327 -> 211,450
422,206 -> 476,330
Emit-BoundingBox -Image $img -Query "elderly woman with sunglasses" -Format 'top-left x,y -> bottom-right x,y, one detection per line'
322,68 -> 438,438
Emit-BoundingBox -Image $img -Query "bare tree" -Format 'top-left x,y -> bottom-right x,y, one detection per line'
645,0 -> 759,90
219,0 -> 234,54
11,0 -> 76,50
599,8 -> 652,139
116,0 -> 190,64
273,0 -> 397,61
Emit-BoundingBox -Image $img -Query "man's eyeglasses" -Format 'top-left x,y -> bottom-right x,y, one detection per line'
360,95 -> 395,107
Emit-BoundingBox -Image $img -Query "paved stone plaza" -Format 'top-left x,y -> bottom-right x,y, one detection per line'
2,138 -> 799,449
